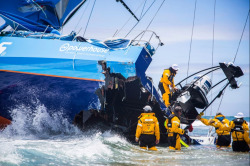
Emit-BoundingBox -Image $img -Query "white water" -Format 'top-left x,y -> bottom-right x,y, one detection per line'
0,105 -> 249,166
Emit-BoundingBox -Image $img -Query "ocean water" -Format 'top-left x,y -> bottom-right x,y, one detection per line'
0,106 -> 249,166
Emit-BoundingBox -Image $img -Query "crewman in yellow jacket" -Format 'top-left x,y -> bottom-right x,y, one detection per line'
230,112 -> 250,152
197,112 -> 231,148
135,105 -> 160,151
158,64 -> 179,107
165,106 -> 185,150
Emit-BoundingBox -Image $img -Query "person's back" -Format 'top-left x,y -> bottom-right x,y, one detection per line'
230,112 -> 250,152
135,105 -> 160,151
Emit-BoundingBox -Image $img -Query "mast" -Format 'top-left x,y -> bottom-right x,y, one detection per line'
116,0 -> 139,21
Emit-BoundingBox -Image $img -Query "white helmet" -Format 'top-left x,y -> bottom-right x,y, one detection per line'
143,105 -> 152,112
234,112 -> 244,118
172,64 -> 179,71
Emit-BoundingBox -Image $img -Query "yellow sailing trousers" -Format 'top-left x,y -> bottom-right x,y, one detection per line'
162,87 -> 170,107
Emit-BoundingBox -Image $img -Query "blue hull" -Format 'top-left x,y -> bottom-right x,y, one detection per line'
0,70 -> 101,121
0,34 -> 165,123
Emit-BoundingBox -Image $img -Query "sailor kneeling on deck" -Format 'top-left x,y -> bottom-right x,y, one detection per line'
135,105 -> 160,151
230,112 -> 250,152
165,106 -> 185,150
197,112 -> 231,148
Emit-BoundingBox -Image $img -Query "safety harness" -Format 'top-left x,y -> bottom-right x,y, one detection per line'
164,114 -> 176,133
161,68 -> 176,84
232,118 -> 245,141
168,68 -> 176,83
232,118 -> 245,133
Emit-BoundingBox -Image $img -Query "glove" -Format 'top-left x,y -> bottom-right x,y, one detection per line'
135,137 -> 139,142
155,140 -> 159,144
196,115 -> 201,120
183,129 -> 188,135
197,112 -> 204,120
209,120 -> 215,124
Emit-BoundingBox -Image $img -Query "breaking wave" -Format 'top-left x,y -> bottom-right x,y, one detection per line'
0,103 -> 81,139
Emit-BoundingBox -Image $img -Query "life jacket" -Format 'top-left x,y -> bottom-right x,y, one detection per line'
231,118 -> 247,142
232,118 -> 245,133
214,115 -> 225,130
161,68 -> 176,84
164,113 -> 184,136
137,113 -> 159,135
166,114 -> 175,129
214,114 -> 231,135
169,67 -> 176,82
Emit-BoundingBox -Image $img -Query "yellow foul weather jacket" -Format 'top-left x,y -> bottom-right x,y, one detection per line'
164,113 -> 184,150
135,113 -> 160,141
200,114 -> 231,136
230,119 -> 249,143
160,69 -> 176,107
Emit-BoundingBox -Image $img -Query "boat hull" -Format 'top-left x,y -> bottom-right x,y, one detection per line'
0,70 -> 102,122
0,35 -> 160,125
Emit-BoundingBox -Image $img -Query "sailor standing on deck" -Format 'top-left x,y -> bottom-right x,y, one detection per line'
135,105 -> 160,151
165,106 -> 185,150
229,112 -> 250,152
158,64 -> 179,107
196,112 -> 231,148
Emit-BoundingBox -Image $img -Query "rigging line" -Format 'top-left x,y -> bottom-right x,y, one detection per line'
217,88 -> 225,112
83,0 -> 97,37
31,0 -> 47,18
0,14 -> 32,32
201,82 -> 230,114
233,9 -> 250,63
140,0 -> 148,19
124,0 -> 156,38
74,0 -> 91,32
186,0 -> 197,84
210,0 -> 216,118
207,0 -> 216,137
145,0 -> 166,30
139,0 -> 166,41
115,0 -> 145,37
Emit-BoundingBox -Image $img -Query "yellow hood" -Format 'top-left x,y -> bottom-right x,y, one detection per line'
138,112 -> 155,118
214,114 -> 225,119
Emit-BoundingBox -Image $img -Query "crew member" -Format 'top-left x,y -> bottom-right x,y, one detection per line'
158,64 -> 179,107
197,112 -> 231,148
135,105 -> 160,151
230,112 -> 250,152
165,106 -> 185,150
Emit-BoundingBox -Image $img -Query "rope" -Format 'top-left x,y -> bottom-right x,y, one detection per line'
140,0 -> 148,19
138,0 -> 166,41
125,0 -> 156,38
74,0 -> 91,32
83,0 -> 97,37
0,14 -> 32,32
209,0 -> 216,118
186,0 -> 197,84
31,0 -> 47,18
217,88 -> 225,112
114,0 -> 146,37
144,0 -> 166,32
233,10 -> 250,63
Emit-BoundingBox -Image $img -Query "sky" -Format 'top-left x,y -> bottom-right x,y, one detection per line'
0,0 -> 249,116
